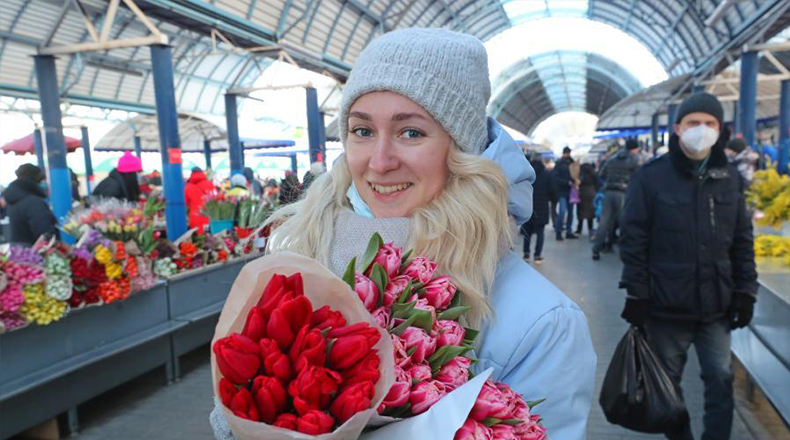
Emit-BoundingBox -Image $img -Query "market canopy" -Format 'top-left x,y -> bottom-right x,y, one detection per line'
1,132 -> 82,155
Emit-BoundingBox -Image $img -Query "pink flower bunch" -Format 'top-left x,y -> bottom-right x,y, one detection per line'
454,382 -> 546,440
345,235 -> 472,418
345,234 -> 545,438
1,260 -> 42,313
0,311 -> 27,332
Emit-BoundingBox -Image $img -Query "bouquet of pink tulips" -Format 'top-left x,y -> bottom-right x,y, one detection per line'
343,234 -> 547,440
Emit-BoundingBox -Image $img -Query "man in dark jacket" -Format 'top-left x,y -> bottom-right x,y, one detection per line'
592,139 -> 640,260
552,146 -> 577,240
618,93 -> 757,440
3,164 -> 58,245
521,158 -> 557,263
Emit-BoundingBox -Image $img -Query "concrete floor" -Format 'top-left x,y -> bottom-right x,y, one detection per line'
25,233 -> 763,440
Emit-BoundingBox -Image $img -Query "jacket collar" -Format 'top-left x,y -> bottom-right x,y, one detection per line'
668,133 -> 729,179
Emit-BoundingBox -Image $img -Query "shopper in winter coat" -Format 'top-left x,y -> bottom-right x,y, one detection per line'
3,164 -> 58,245
211,28 -> 595,440
552,147 -> 577,240
92,151 -> 142,202
576,163 -> 597,235
592,139 -> 640,260
619,93 -> 757,440
227,174 -> 249,198
184,167 -> 215,232
521,159 -> 557,263
242,167 -> 263,197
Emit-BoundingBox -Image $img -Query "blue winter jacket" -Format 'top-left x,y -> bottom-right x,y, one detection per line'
477,120 -> 597,440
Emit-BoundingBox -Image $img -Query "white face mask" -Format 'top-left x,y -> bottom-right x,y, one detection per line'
680,125 -> 719,153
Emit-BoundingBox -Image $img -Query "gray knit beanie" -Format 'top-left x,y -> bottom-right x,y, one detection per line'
339,28 -> 491,155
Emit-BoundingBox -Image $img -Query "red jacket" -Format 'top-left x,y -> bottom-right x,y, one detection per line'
184,171 -> 214,230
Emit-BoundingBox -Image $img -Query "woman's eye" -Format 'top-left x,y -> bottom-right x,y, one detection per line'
401,129 -> 424,139
352,127 -> 373,137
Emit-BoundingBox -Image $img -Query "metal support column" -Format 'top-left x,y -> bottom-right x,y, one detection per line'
203,139 -> 212,170
150,45 -> 187,240
34,55 -> 73,231
779,79 -> 790,174
319,111 -> 327,163
651,113 -> 659,147
290,155 -> 298,174
306,87 -> 321,163
134,135 -> 143,158
33,128 -> 46,170
240,142 -> 246,169
224,93 -> 243,176
667,104 -> 679,139
80,126 -> 94,195
739,51 -> 759,149
732,100 -> 740,136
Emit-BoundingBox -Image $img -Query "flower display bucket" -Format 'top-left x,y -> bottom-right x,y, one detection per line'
209,219 -> 234,235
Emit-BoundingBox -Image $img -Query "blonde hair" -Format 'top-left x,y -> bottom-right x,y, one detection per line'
265,147 -> 512,327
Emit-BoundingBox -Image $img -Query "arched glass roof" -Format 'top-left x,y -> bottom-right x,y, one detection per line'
490,50 -> 642,135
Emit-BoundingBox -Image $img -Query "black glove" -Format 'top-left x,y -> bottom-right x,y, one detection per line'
729,292 -> 756,329
621,298 -> 650,327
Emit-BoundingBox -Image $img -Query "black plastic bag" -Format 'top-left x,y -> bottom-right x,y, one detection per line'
599,326 -> 690,433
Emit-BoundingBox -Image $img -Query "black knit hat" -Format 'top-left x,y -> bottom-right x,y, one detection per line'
675,92 -> 724,125
15,163 -> 44,182
562,146 -> 572,154
625,139 -> 639,150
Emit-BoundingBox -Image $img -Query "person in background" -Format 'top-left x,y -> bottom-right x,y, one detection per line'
278,171 -> 301,205
619,93 -> 756,440
242,167 -> 263,197
552,146 -> 578,240
92,151 -> 142,202
227,174 -> 249,198
3,164 -> 58,245
69,168 -> 81,202
521,158 -> 557,263
301,161 -> 326,192
592,139 -> 640,260
184,167 -> 215,232
576,162 -> 598,237
263,179 -> 280,207
724,138 -> 760,186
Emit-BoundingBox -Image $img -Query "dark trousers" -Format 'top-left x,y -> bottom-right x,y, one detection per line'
644,317 -> 734,440
521,222 -> 545,258
593,190 -> 625,252
555,196 -> 572,236
576,216 -> 593,234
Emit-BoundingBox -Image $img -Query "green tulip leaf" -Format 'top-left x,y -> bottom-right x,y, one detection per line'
396,280 -> 414,304
411,309 -> 434,332
527,398 -> 546,409
400,249 -> 414,270
360,233 -> 384,273
369,263 -> 388,307
391,314 -> 418,336
462,327 -> 480,342
393,301 -> 417,318
437,306 -> 471,321
482,418 -> 502,427
342,257 -> 357,290
500,419 -> 525,426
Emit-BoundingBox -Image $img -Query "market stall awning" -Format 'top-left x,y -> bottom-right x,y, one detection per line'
1,133 -> 82,155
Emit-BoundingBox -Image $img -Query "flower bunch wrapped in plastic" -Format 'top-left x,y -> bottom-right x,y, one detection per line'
343,234 -> 547,440
0,311 -> 26,332
64,199 -> 146,242
131,256 -> 156,292
9,245 -> 44,266
211,253 -> 394,440
44,250 -> 73,301
747,168 -> 790,229
0,259 -> 27,313
153,257 -> 178,278
20,282 -> 68,325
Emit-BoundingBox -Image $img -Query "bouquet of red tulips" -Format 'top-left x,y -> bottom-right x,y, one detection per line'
211,252 -> 395,440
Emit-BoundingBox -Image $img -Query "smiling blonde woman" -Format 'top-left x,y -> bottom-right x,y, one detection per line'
212,28 -> 596,440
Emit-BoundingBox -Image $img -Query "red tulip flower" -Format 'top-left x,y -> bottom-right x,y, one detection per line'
330,380 -> 375,424
213,333 -> 261,385
252,376 -> 288,424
